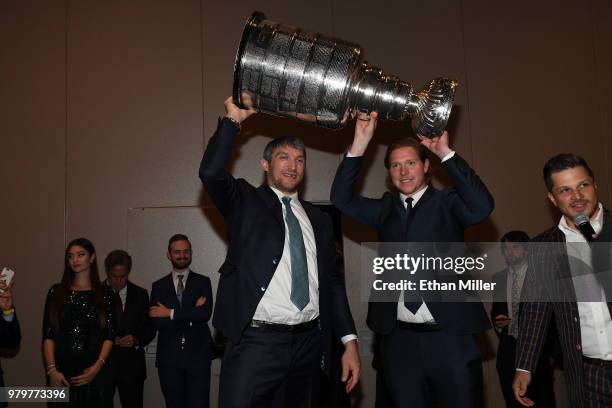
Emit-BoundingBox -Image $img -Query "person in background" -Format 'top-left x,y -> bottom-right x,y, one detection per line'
104,250 -> 155,408
0,273 -> 21,408
491,231 -> 556,407
42,238 -> 115,408
149,234 -> 213,408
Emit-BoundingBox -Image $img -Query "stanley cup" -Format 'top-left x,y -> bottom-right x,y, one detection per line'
233,12 -> 458,137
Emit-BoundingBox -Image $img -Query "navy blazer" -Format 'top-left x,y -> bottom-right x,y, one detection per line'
331,153 -> 493,335
199,118 -> 356,373
150,271 -> 213,368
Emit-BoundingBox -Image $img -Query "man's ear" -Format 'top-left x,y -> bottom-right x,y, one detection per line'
547,192 -> 558,208
260,159 -> 269,172
166,252 -> 171,262
424,158 -> 430,174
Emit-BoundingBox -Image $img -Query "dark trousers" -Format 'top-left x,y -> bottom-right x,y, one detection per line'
219,326 -> 321,408
582,359 -> 612,407
380,326 -> 483,408
157,359 -> 211,408
108,376 -> 144,408
497,337 -> 555,408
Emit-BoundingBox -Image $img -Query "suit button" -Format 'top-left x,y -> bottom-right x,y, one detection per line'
189,322 -> 193,327
261,286 -> 266,292
576,344 -> 582,351
272,258 -> 279,265
573,316 -> 578,323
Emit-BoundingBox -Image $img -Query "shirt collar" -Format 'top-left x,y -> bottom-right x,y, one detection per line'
172,269 -> 189,281
508,261 -> 528,277
558,202 -> 604,235
104,279 -> 127,294
269,185 -> 299,204
399,185 -> 429,207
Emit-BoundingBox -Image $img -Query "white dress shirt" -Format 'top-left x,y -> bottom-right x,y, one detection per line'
253,186 -> 356,344
558,203 -> 612,360
116,284 -> 128,311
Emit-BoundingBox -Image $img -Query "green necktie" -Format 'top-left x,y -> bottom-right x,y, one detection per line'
282,196 -> 309,311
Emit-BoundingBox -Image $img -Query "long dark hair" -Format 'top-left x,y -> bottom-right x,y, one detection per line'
50,238 -> 107,332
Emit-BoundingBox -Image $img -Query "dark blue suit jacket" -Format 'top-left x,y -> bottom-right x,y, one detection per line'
150,271 -> 213,368
331,153 -> 493,335
199,118 -> 356,373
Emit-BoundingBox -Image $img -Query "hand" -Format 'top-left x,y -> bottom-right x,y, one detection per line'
341,340 -> 361,393
224,94 -> 257,124
48,369 -> 70,387
418,130 -> 453,159
494,314 -> 511,328
0,282 -> 13,311
512,371 -> 534,406
149,302 -> 171,318
70,363 -> 102,387
195,296 -> 206,307
117,335 -> 137,348
348,111 -> 378,156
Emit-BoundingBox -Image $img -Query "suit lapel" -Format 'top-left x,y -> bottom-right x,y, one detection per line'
181,270 -> 198,307
401,185 -> 435,238
499,269 -> 509,306
163,274 -> 179,309
257,184 -> 285,232
124,282 -> 135,315
412,185 -> 435,211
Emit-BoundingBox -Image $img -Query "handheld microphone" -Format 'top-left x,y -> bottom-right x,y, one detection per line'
573,214 -> 596,242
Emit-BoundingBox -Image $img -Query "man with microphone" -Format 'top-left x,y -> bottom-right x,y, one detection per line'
513,153 -> 612,407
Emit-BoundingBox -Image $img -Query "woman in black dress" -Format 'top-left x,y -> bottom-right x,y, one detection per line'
43,238 -> 115,407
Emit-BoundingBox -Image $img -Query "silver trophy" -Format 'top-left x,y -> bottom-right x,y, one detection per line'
233,12 -> 458,137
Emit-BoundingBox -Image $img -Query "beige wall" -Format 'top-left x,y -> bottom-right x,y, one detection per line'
2,0 -> 612,406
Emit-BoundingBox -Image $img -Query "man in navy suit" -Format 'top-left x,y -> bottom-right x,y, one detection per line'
199,96 -> 359,408
149,234 -> 213,408
104,250 -> 156,408
331,112 -> 494,407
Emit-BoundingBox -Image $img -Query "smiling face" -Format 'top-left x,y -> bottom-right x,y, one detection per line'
167,239 -> 192,271
547,166 -> 598,227
261,144 -> 305,194
387,146 -> 430,196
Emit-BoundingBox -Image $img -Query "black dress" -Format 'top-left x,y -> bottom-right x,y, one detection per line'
43,285 -> 115,408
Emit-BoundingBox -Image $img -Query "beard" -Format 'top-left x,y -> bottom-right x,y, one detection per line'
171,258 -> 191,270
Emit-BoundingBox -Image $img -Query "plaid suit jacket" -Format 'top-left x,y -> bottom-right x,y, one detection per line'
516,218 -> 612,408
